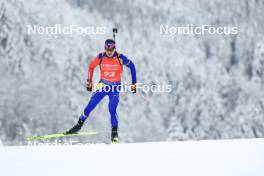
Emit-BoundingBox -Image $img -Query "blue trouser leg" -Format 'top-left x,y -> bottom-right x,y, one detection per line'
108,92 -> 119,128
80,90 -> 106,122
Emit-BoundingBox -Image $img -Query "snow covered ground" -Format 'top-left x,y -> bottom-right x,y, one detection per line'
1,138 -> 264,176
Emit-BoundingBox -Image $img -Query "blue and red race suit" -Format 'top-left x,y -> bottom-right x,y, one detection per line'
79,51 -> 137,128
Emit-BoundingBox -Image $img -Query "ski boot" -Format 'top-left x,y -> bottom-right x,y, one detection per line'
111,127 -> 119,143
64,119 -> 84,134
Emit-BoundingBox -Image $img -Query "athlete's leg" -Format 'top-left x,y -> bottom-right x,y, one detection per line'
108,92 -> 119,128
79,90 -> 106,122
65,89 -> 106,134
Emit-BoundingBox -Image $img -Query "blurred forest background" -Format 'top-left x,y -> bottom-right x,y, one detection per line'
0,0 -> 264,145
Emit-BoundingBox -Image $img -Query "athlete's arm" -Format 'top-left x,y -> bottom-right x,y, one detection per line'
87,54 -> 101,91
88,55 -> 101,82
120,54 -> 137,84
120,54 -> 137,93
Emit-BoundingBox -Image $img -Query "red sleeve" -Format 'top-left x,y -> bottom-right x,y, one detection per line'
88,56 -> 100,81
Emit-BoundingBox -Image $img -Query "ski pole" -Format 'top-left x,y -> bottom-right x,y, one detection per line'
113,28 -> 118,41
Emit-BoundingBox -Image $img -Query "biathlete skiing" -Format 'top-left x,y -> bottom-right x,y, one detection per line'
65,29 -> 137,143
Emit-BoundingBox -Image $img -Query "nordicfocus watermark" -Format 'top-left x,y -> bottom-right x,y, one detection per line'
28,140 -> 107,149
27,24 -> 106,35
92,82 -> 172,93
160,24 -> 238,35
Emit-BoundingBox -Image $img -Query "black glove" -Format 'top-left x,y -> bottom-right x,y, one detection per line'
86,80 -> 92,91
131,83 -> 136,94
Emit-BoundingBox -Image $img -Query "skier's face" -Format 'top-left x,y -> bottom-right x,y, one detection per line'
105,48 -> 115,57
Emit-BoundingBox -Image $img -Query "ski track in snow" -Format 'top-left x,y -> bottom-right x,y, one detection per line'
0,138 -> 264,176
